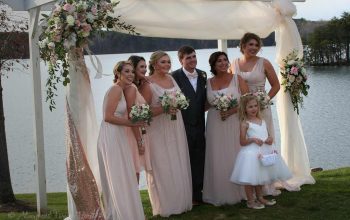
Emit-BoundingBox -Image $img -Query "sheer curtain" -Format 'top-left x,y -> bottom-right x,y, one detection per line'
116,0 -> 278,39
274,0 -> 315,187
65,48 -> 103,220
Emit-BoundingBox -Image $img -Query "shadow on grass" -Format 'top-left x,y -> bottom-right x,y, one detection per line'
0,200 -> 35,213
1,167 -> 349,220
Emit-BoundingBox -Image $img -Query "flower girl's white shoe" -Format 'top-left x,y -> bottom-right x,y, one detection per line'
247,200 -> 265,209
258,197 -> 277,206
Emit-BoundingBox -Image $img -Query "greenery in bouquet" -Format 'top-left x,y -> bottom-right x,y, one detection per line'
280,50 -> 310,114
39,0 -> 137,110
253,90 -> 273,110
159,90 -> 189,120
212,93 -> 238,121
212,92 -> 238,112
129,104 -> 152,134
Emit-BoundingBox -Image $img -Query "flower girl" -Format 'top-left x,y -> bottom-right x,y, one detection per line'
230,93 -> 292,209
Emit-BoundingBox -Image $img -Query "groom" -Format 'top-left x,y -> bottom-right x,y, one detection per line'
172,46 -> 207,205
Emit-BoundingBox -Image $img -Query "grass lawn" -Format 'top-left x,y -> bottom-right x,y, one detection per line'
1,167 -> 350,220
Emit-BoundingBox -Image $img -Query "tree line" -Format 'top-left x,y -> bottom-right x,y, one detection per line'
88,32 -> 275,54
0,31 -> 275,58
2,15 -> 350,67
303,12 -> 350,66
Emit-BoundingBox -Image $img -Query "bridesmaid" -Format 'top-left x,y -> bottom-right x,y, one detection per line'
231,32 -> 282,195
140,51 -> 192,217
231,32 -> 280,144
97,61 -> 145,220
203,51 -> 249,206
124,55 -> 152,182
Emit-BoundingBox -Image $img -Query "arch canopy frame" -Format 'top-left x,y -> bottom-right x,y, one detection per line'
2,0 -> 306,216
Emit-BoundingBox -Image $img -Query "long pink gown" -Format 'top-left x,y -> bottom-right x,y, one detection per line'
203,74 -> 245,206
146,77 -> 192,217
97,86 -> 145,220
125,84 -> 152,173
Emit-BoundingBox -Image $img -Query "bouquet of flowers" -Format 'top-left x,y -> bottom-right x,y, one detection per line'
129,104 -> 152,134
159,90 -> 189,120
280,50 -> 310,114
212,93 -> 238,121
253,90 -> 273,110
39,0 -> 137,110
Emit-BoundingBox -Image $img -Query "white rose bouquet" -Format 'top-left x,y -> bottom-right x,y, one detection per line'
280,50 -> 310,114
129,104 -> 152,134
212,93 -> 238,121
253,90 -> 273,110
159,90 -> 189,120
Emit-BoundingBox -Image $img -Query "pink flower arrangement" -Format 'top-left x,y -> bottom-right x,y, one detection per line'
159,90 -> 189,120
290,66 -> 299,75
212,92 -> 238,121
280,50 -> 310,114
63,3 -> 75,13
39,0 -> 137,110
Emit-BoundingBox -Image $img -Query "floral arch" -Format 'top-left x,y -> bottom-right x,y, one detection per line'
3,0 -> 314,218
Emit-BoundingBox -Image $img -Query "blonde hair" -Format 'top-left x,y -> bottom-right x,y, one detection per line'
148,50 -> 169,75
239,93 -> 262,122
113,61 -> 132,83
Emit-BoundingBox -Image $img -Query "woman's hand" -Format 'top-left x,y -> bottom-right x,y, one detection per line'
220,107 -> 237,120
137,138 -> 145,155
264,137 -> 273,145
220,110 -> 229,120
128,121 -> 147,128
138,74 -> 150,84
251,138 -> 263,146
169,106 -> 178,116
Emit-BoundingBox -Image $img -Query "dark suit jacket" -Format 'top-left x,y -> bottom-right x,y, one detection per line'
172,68 -> 207,201
172,68 -> 207,133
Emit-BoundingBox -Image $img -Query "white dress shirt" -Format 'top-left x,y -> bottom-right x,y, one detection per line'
183,67 -> 198,92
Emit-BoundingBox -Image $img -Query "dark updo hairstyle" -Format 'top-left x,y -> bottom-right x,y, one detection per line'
128,55 -> 146,71
149,50 -> 169,75
208,51 -> 228,76
113,61 -> 132,83
177,45 -> 195,60
128,55 -> 146,84
239,32 -> 263,54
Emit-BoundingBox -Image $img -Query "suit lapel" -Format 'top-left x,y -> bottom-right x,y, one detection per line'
196,69 -> 206,93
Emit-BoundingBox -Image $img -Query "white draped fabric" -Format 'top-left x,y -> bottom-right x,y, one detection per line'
274,0 -> 316,186
65,49 -> 103,220
116,0 -> 278,39
63,0 -> 314,219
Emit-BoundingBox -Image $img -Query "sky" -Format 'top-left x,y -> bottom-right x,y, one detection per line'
294,0 -> 350,20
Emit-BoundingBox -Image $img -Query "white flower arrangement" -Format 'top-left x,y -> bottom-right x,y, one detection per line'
280,50 -> 310,114
129,104 -> 152,134
159,90 -> 189,120
253,90 -> 273,110
212,92 -> 238,120
39,0 -> 137,110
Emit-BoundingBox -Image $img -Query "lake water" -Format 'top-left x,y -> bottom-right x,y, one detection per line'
3,47 -> 350,193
